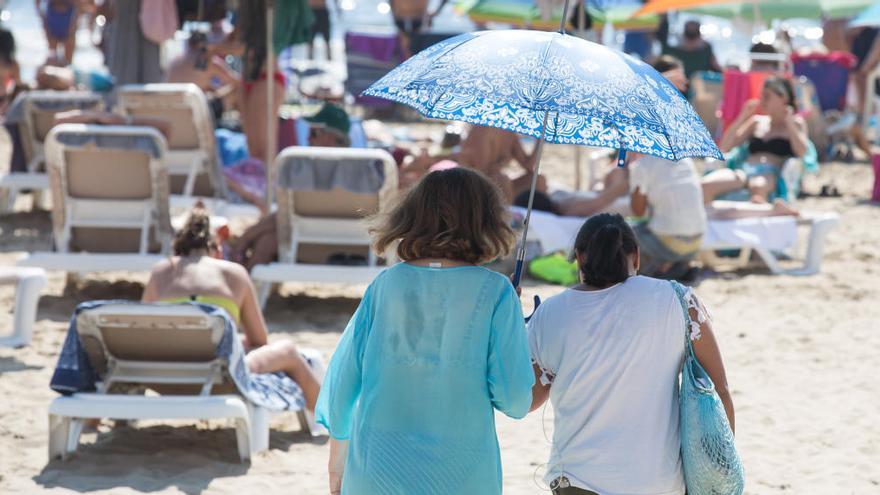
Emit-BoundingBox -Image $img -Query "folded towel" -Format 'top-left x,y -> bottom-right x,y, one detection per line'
277,155 -> 384,194
54,131 -> 163,158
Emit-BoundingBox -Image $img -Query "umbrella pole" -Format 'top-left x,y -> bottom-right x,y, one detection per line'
265,0 -> 276,207
512,111 -> 551,288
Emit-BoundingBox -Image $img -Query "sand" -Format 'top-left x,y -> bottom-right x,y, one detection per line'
1,151 -> 879,494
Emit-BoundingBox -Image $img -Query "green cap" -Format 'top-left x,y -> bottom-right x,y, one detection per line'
305,103 -> 351,142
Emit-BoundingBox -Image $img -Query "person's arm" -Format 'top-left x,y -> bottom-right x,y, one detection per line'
526,302 -> 553,412
487,284 -> 534,419
141,265 -> 163,302
511,137 -> 537,172
857,34 -> 880,76
708,45 -> 722,73
687,292 -> 735,434
785,110 -> 809,159
315,284 -> 374,488
719,108 -> 759,153
328,438 -> 348,495
631,187 -> 648,217
209,55 -> 240,87
529,362 -> 551,411
237,264 -> 270,349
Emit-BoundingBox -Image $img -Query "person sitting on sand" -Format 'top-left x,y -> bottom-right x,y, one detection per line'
316,167 -> 534,495
142,206 -> 321,411
527,213 -> 735,495
702,76 -> 809,205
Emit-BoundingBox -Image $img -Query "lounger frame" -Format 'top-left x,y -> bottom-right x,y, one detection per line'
17,124 -> 172,275
251,146 -> 398,305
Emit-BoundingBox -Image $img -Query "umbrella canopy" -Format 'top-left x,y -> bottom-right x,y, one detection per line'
364,30 -> 722,161
638,0 -> 876,21
364,28 -> 721,287
463,0 -> 659,31
850,3 -> 880,29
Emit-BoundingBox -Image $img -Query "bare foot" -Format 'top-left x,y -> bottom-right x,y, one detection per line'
771,199 -> 799,217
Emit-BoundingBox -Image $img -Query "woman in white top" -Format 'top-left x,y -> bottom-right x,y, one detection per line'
527,213 -> 735,495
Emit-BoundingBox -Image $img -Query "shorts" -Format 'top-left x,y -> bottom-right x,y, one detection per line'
635,223 -> 701,277
394,16 -> 424,35
310,7 -> 330,42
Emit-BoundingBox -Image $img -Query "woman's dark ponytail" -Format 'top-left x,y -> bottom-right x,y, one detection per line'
173,206 -> 216,256
573,213 -> 639,288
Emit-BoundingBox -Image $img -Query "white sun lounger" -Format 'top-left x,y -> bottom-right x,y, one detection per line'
0,267 -> 47,348
250,146 -> 398,305
511,207 -> 839,276
0,91 -> 103,213
48,303 -> 326,462
700,213 -> 840,276
16,124 -> 172,275
117,83 -> 227,199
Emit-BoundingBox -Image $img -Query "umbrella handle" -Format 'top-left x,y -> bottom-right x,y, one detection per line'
512,257 -> 525,288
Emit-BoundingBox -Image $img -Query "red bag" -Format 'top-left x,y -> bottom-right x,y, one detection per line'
140,0 -> 179,45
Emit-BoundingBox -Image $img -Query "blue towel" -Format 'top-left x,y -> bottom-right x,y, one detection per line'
215,129 -> 249,167
50,300 -> 306,412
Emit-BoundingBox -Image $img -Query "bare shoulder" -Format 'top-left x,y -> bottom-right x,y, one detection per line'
213,258 -> 250,280
149,257 -> 175,276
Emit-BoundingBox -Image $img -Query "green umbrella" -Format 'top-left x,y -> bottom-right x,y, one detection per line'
460,0 -> 659,31
688,0 -> 874,22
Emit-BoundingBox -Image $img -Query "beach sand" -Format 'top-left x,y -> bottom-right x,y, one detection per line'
0,149 -> 878,494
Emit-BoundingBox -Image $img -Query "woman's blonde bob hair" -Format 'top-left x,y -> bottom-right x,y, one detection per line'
371,167 -> 516,265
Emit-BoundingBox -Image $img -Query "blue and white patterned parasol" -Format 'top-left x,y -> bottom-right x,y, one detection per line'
364,30 -> 721,162
363,7 -> 722,286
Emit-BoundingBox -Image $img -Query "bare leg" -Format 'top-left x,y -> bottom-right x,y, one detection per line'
747,174 -> 776,204
701,168 -> 747,204
242,79 -> 284,163
246,340 -> 321,410
63,31 -> 76,65
707,199 -> 799,220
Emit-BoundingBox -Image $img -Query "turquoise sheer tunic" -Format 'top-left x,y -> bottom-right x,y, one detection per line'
316,263 -> 534,494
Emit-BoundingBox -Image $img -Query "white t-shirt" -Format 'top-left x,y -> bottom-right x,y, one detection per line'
629,156 -> 706,237
527,276 -> 705,495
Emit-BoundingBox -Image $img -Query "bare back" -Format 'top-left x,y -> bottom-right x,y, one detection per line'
457,126 -> 520,175
142,256 -> 269,348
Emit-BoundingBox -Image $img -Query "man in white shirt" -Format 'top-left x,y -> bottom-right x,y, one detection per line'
630,154 -> 706,278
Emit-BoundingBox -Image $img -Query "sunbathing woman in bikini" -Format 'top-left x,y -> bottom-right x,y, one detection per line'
702,76 -> 809,206
141,205 -> 320,411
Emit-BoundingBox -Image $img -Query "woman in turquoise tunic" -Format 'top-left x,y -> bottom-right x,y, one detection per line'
316,167 -> 535,494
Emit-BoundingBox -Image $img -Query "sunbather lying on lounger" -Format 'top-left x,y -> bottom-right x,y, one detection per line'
141,205 -> 321,411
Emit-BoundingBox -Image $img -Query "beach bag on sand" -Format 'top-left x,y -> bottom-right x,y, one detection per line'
671,281 -> 745,495
140,0 -> 179,45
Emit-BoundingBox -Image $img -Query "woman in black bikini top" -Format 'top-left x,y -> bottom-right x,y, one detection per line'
703,76 -> 810,204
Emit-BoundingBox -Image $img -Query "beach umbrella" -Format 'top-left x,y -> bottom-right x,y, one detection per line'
636,0 -> 876,21
463,0 -> 659,32
850,3 -> 880,29
363,2 -> 721,286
